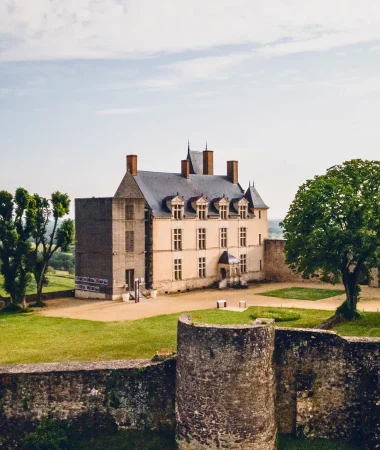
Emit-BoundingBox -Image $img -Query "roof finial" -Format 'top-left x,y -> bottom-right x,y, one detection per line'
252,180 -> 255,187
188,139 -> 190,152
205,141 -> 208,151
248,180 -> 251,188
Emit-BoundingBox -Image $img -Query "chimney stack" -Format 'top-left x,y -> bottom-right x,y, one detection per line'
203,150 -> 214,175
181,159 -> 190,179
126,155 -> 138,176
227,161 -> 238,184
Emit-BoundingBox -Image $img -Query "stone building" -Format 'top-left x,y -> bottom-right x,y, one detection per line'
75,147 -> 269,299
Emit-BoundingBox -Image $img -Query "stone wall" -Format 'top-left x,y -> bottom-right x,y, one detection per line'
0,359 -> 176,449
176,315 -> 277,450
264,239 -> 306,282
75,197 -> 146,299
275,328 -> 380,449
1,325 -> 380,449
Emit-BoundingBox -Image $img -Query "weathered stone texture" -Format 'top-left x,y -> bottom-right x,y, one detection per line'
275,329 -> 380,449
264,239 -> 307,282
176,315 -> 277,449
75,197 -> 146,299
0,359 -> 176,449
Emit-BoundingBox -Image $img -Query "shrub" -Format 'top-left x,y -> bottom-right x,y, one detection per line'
20,417 -> 70,450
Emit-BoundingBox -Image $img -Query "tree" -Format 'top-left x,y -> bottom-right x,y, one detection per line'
0,188 -> 37,307
281,159 -> 380,318
31,192 -> 74,306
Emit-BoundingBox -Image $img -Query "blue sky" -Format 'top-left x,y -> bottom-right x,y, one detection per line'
1,1 -> 380,218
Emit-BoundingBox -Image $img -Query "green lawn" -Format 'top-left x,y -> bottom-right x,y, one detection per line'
258,287 -> 345,301
0,306 -> 332,364
3,306 -> 380,365
0,274 -> 74,297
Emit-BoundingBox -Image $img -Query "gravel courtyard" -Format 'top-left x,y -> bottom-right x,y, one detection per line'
36,282 -> 380,322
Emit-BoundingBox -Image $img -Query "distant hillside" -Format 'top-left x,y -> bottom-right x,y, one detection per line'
268,219 -> 284,239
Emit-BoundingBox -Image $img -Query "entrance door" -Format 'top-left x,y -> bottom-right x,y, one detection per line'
220,268 -> 227,280
125,269 -> 135,291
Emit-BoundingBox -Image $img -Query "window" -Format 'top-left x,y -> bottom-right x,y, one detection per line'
220,204 -> 228,220
125,204 -> 134,220
174,259 -> 182,280
173,229 -> 182,251
220,228 -> 228,248
239,227 -> 247,247
239,204 -> 248,219
259,234 -> 262,245
260,259 -> 262,271
198,257 -> 206,278
173,204 -> 182,220
125,231 -> 134,252
198,228 -> 206,249
198,204 -> 207,220
258,210 -> 262,219
240,254 -> 247,273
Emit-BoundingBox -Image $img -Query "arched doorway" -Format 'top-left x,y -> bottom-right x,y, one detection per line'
220,268 -> 227,280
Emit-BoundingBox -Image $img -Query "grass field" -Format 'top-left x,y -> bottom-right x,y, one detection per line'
258,287 -> 345,301
1,306 -> 380,365
0,274 -> 74,297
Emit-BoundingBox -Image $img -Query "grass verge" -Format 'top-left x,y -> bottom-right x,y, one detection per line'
0,274 -> 74,297
258,287 -> 345,301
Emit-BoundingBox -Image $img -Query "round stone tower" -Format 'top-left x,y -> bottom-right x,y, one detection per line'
176,314 -> 277,450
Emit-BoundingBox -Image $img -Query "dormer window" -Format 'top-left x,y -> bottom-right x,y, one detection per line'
239,204 -> 248,219
214,197 -> 229,220
168,196 -> 185,220
173,204 -> 182,220
198,204 -> 207,220
191,196 -> 208,220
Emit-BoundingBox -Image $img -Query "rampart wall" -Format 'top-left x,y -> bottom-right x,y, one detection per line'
0,359 -> 176,449
1,323 -> 380,449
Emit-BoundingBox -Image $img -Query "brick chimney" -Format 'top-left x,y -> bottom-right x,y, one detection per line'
227,161 -> 238,184
181,159 -> 190,179
203,150 -> 214,175
126,155 -> 138,176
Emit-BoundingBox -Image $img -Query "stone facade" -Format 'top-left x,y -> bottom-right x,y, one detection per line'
275,328 -> 380,449
1,324 -> 380,448
75,197 -> 146,299
176,316 -> 277,449
0,359 -> 176,449
264,239 -> 312,282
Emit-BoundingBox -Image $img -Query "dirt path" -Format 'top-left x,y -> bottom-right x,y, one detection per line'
36,282 -> 380,322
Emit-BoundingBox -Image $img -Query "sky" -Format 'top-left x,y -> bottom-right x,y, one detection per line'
1,1 -> 380,219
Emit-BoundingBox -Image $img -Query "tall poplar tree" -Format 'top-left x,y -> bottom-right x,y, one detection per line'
0,188 -> 36,307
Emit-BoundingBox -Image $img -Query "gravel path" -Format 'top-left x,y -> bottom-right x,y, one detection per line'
36,282 -> 380,322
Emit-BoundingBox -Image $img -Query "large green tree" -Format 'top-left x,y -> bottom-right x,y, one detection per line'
31,192 -> 74,306
0,188 -> 36,306
281,159 -> 380,318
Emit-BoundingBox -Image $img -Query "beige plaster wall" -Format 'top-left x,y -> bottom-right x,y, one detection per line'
152,209 -> 268,292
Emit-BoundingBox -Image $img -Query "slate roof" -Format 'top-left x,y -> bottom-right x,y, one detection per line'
129,171 -> 245,217
245,184 -> 269,209
219,251 -> 240,264
187,150 -> 203,174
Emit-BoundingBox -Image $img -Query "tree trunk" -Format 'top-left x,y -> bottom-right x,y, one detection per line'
341,269 -> 360,315
34,265 -> 47,307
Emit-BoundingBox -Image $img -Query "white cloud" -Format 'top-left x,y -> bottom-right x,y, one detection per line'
136,53 -> 252,89
1,1 -> 380,61
96,107 -> 151,115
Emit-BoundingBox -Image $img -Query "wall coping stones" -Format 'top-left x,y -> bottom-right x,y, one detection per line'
0,358 -> 172,374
